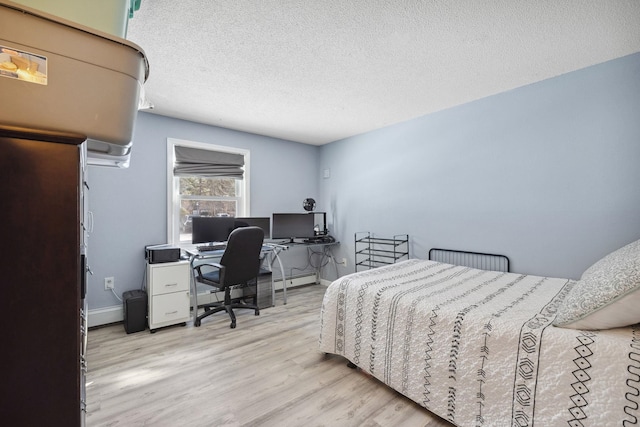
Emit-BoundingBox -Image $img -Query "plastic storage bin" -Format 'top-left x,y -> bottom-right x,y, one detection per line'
0,1 -> 148,158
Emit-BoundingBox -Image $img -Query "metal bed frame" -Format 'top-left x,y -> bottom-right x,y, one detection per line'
428,247 -> 510,272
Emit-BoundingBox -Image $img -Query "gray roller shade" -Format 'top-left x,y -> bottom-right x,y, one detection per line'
174,146 -> 244,178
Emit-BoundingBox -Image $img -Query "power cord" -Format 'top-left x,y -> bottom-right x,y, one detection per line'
110,287 -> 123,302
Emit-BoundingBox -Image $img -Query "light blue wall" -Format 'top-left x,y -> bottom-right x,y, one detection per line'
88,52 -> 640,311
319,53 -> 640,279
87,113 -> 320,310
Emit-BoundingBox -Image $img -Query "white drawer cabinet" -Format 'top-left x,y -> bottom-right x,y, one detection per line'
147,261 -> 190,332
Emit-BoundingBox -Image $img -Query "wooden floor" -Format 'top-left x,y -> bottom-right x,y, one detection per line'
86,285 -> 454,427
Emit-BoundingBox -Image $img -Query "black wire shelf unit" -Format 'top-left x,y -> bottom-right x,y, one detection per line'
355,232 -> 409,271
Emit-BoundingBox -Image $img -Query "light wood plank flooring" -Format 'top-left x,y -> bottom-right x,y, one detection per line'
86,285 -> 454,427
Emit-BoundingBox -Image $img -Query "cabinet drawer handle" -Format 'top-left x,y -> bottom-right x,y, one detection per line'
165,310 -> 178,315
164,283 -> 178,287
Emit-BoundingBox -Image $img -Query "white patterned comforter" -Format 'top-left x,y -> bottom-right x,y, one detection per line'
319,259 -> 640,427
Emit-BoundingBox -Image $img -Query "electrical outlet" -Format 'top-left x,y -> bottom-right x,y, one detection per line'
104,276 -> 115,290
341,258 -> 347,267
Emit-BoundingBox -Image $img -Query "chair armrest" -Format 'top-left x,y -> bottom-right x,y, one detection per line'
199,262 -> 223,270
195,262 -> 224,277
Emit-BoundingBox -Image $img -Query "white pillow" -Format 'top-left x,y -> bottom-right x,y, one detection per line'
553,238 -> 640,330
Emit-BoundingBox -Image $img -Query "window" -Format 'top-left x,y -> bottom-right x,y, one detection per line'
167,138 -> 250,244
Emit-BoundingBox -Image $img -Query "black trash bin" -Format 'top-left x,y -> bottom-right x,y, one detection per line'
123,289 -> 147,334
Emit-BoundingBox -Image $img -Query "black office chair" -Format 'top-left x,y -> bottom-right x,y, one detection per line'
193,226 -> 264,328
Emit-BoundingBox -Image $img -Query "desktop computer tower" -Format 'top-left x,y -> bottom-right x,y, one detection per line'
243,269 -> 273,309
123,290 -> 148,334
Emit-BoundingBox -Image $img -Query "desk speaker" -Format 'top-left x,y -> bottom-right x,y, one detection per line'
123,290 -> 147,334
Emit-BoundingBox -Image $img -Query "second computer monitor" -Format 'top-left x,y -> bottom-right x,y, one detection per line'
191,216 -> 235,244
234,217 -> 271,239
271,213 -> 315,241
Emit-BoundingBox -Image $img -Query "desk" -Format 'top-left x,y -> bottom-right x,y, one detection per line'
277,240 -> 339,285
258,240 -> 338,302
183,243 -> 288,326
151,240 -> 337,328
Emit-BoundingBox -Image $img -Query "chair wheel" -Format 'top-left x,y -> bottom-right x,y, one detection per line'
230,322 -> 236,329
195,319 -> 201,327
255,310 -> 260,316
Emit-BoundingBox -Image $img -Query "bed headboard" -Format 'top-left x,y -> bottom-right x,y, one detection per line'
428,248 -> 510,272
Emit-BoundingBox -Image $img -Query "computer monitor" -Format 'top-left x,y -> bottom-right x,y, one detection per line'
271,213 -> 315,242
191,216 -> 235,244
234,217 -> 271,239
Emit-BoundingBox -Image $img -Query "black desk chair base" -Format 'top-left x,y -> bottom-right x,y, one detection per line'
195,287 -> 260,329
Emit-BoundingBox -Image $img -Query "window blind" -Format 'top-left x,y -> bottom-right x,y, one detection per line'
173,146 -> 244,178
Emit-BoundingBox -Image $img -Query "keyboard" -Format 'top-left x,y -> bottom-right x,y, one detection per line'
197,244 -> 226,252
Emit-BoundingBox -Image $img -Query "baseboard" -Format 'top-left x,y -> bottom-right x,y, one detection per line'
88,305 -> 123,328
319,278 -> 332,287
273,273 -> 317,290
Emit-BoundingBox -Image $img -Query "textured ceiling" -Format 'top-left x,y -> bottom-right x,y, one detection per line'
126,1 -> 640,145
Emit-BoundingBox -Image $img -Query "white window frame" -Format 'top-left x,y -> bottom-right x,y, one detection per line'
166,138 -> 250,244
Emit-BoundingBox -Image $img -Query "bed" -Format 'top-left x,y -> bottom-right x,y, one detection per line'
319,239 -> 640,426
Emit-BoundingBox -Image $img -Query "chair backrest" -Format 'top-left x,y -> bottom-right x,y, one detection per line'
218,226 -> 264,286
